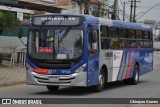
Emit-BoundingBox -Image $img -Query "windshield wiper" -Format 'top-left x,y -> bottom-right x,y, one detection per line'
58,27 -> 71,43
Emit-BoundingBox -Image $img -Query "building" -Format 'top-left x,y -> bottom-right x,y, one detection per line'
0,0 -> 65,53
62,0 -> 109,18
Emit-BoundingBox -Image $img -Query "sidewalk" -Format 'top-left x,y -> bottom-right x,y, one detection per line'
0,61 -> 26,87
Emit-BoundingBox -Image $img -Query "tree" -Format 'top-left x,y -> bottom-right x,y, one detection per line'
0,11 -> 20,34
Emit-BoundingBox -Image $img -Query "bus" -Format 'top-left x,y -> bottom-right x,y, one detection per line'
18,14 -> 153,92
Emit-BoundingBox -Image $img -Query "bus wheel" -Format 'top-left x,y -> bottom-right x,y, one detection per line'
94,69 -> 105,92
46,86 -> 59,92
130,64 -> 139,85
123,64 -> 139,85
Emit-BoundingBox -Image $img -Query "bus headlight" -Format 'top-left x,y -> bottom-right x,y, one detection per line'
75,64 -> 86,73
26,64 -> 33,72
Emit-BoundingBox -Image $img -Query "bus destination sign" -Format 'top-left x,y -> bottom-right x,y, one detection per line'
32,16 -> 81,26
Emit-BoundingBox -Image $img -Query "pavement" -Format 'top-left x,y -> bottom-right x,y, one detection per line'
0,60 -> 26,87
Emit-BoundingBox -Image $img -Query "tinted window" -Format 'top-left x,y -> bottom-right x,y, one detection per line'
119,39 -> 125,49
144,40 -> 152,48
127,40 -> 137,48
128,29 -> 136,38
101,38 -> 110,49
100,26 -> 108,37
136,30 -> 143,39
110,27 -> 118,38
137,40 -> 143,48
110,38 -> 119,49
144,31 -> 149,39
119,28 -> 126,38
88,29 -> 98,50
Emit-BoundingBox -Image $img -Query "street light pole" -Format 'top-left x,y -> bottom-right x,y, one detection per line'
136,3 -> 160,21
133,0 -> 137,22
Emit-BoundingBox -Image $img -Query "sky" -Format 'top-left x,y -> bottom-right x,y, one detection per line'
109,0 -> 160,23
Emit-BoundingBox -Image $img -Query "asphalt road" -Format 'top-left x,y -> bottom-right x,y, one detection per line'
0,52 -> 160,107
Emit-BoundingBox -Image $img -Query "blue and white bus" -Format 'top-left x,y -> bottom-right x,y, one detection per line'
20,14 -> 153,92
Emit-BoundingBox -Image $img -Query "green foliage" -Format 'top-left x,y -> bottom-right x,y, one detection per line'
0,53 -> 3,65
0,11 -> 20,32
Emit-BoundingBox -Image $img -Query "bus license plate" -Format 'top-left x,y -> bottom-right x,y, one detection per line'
49,78 -> 59,82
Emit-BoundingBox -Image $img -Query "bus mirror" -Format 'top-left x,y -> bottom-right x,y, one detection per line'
92,30 -> 97,43
18,28 -> 23,38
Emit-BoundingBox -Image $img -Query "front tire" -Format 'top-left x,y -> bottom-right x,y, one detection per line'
46,86 -> 59,92
94,69 -> 106,92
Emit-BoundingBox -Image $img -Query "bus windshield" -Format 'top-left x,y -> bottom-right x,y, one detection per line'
28,28 -> 83,60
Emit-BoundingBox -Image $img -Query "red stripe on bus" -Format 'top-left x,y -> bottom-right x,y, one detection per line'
126,52 -> 132,79
33,68 -> 49,74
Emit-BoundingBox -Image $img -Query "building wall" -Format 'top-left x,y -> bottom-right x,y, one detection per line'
61,0 -> 109,18
0,5 -> 33,20
61,1 -> 82,14
0,0 -> 59,53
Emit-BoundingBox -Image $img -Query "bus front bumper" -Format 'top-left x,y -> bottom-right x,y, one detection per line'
26,69 -> 87,87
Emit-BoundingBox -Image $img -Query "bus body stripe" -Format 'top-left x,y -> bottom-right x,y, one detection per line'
126,52 -> 133,79
117,50 -> 126,80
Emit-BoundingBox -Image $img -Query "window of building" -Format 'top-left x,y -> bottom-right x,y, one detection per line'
23,13 -> 32,20
0,10 -> 17,18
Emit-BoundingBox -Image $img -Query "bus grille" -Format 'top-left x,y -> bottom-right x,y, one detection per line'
33,75 -> 75,84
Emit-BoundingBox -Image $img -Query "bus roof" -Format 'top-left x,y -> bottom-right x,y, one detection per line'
33,13 -> 92,17
33,13 -> 151,30
99,18 -> 152,30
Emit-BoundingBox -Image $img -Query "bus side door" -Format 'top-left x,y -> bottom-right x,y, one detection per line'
87,26 -> 100,86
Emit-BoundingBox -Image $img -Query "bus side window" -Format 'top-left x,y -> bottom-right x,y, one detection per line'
110,27 -> 119,49
149,31 -> 153,48
100,25 -> 110,49
110,27 -> 118,38
88,29 -> 98,50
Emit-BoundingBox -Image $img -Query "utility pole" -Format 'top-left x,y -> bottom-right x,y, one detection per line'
133,0 -> 136,22
130,0 -> 134,22
97,1 -> 101,17
123,1 -> 125,21
112,0 -> 118,20
84,0 -> 89,14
